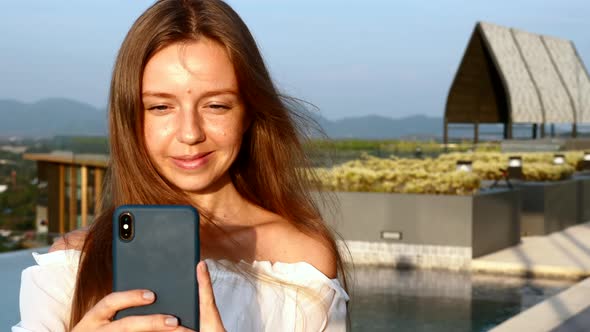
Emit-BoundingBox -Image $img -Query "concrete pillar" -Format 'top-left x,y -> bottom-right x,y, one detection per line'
573,123 -> 578,138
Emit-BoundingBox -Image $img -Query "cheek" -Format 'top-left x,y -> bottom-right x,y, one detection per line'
144,118 -> 175,155
206,116 -> 245,146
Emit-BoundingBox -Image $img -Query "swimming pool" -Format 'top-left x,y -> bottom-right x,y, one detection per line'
349,266 -> 574,331
1,249 -> 574,331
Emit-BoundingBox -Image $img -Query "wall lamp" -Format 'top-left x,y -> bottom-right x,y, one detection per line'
508,156 -> 523,179
553,154 -> 566,165
583,152 -> 590,170
456,160 -> 473,172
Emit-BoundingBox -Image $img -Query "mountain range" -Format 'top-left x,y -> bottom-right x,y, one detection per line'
0,98 -> 108,137
0,98 -> 446,139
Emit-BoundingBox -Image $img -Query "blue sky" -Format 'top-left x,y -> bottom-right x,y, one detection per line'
0,0 -> 588,120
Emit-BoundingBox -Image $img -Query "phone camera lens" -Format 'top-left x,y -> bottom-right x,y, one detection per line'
119,213 -> 134,241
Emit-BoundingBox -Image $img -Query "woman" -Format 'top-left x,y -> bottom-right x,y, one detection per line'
12,0 -> 349,331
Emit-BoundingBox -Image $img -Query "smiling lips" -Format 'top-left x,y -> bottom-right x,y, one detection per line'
171,152 -> 212,170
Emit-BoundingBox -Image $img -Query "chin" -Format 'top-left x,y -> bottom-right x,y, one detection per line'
163,168 -> 230,194
174,182 -> 211,193
170,175 -> 222,194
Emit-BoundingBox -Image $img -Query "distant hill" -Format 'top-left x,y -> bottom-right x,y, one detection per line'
6,98 -> 560,140
0,98 -> 582,140
0,98 -> 107,137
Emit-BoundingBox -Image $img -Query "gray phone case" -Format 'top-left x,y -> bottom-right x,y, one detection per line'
112,205 -> 200,330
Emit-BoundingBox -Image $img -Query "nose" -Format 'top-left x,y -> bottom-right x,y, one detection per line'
176,108 -> 205,145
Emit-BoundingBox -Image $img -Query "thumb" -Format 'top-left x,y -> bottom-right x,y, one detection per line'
197,261 -> 224,331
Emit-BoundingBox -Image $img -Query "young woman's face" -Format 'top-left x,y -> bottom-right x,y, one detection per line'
142,39 -> 247,194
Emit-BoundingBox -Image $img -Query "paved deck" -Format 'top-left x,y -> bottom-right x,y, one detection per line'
476,222 -> 590,331
473,222 -> 590,279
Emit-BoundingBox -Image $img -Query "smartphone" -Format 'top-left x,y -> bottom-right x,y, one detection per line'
112,205 -> 200,330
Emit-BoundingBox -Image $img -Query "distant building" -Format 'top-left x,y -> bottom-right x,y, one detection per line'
0,145 -> 28,154
23,152 -> 108,237
0,159 -> 17,165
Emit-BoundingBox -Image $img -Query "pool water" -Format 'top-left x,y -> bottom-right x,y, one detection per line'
1,250 -> 574,331
349,266 -> 574,331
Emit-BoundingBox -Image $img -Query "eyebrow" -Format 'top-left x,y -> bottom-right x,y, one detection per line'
141,89 -> 239,99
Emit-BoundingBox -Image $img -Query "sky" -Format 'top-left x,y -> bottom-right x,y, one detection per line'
0,0 -> 588,120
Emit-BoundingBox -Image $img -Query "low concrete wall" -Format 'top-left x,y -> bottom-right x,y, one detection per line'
517,180 -> 578,236
501,138 -> 590,152
564,138 -> 590,151
472,189 -> 521,257
575,174 -> 590,224
340,240 -> 472,270
321,189 -> 521,267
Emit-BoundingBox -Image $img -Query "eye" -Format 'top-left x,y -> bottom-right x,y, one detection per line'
204,103 -> 232,114
147,105 -> 173,115
148,105 -> 168,111
208,104 -> 230,110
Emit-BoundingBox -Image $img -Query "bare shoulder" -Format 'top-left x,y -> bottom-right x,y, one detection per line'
258,220 -> 338,279
49,227 -> 89,252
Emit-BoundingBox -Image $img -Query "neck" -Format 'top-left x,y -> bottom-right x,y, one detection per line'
186,175 -> 251,226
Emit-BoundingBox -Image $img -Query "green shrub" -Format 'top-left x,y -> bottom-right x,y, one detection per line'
309,150 -> 583,195
309,155 -> 480,195
434,151 -> 579,181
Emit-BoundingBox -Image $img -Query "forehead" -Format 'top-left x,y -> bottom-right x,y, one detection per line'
142,39 -> 238,92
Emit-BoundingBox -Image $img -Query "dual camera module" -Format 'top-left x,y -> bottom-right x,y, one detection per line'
118,212 -> 134,241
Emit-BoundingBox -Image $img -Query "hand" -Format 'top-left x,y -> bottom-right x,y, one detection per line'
71,289 -> 194,331
197,261 -> 226,332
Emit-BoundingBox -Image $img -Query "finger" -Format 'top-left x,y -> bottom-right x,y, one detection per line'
155,326 -> 195,332
107,314 -> 180,331
89,289 -> 156,321
197,261 -> 223,327
197,262 -> 216,308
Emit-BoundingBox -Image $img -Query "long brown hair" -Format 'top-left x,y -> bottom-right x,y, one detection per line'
69,0 -> 348,328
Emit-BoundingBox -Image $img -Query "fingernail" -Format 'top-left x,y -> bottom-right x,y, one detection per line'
143,291 -> 155,301
165,316 -> 178,327
201,261 -> 208,273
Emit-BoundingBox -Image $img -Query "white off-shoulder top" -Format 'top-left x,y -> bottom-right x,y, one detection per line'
12,249 -> 349,332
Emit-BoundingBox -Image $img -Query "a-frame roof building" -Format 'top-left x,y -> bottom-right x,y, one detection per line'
444,21 -> 590,142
